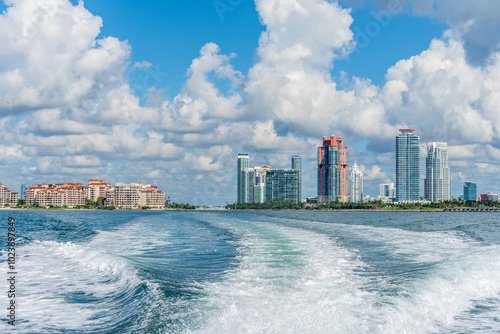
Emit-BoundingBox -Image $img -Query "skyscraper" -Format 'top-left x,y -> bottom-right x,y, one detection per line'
395,129 -> 420,202
20,184 -> 27,200
291,155 -> 302,170
237,154 -> 301,203
246,166 -> 270,203
265,169 -> 301,203
318,136 -> 349,203
349,162 -> 363,203
425,142 -> 451,202
237,154 -> 249,203
291,155 -> 302,201
463,181 -> 477,201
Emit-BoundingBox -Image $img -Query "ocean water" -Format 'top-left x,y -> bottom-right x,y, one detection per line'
0,210 -> 499,333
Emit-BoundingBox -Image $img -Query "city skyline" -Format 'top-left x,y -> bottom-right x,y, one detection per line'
0,126 -> 496,205
1,0 -> 500,205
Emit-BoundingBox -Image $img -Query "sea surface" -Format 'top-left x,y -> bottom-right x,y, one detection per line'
0,210 -> 499,333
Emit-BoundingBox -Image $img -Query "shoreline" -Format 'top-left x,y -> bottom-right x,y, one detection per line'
2,207 -> 498,212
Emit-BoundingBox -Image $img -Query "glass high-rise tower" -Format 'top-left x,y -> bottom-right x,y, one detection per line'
463,181 -> 477,201
237,154 -> 249,203
349,162 -> 363,203
318,136 -> 349,203
265,169 -> 301,203
395,129 -> 420,202
291,155 -> 302,201
291,155 -> 302,170
237,154 -> 301,204
20,184 -> 27,200
425,142 -> 450,202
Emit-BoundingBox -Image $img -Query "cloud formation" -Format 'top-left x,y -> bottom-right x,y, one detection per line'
347,0 -> 500,64
1,0 -> 500,204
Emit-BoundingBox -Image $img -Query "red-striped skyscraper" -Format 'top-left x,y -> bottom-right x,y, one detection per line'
318,136 -> 349,203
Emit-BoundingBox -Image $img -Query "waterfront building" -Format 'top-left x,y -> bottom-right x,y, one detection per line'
138,186 -> 166,208
318,136 -> 349,203
237,154 -> 302,203
265,169 -> 301,203
25,183 -> 86,207
395,129 -> 420,202
463,181 -> 477,201
56,183 -> 87,206
349,162 -> 363,203
246,166 -> 271,203
487,193 -> 499,202
0,183 -> 19,207
86,179 -> 112,202
424,142 -> 451,202
379,183 -> 396,199
24,181 -> 165,208
292,155 -> 302,199
237,154 -> 249,203
105,183 -> 165,209
32,188 -> 66,207
20,184 -> 26,200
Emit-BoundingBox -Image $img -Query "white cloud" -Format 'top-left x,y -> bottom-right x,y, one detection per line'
485,145 -> 500,162
448,145 -> 480,160
348,0 -> 500,64
0,144 -> 30,164
184,152 -> 223,172
62,155 -> 101,168
360,164 -> 389,181
0,0 -> 131,113
145,170 -> 161,178
2,0 -> 500,203
474,163 -> 500,175
381,34 -> 498,144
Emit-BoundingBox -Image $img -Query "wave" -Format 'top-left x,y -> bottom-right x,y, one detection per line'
186,214 -> 500,333
0,219 -> 166,333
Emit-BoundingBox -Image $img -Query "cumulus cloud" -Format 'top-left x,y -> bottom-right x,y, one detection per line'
360,164 -> 390,181
381,33 -> 500,145
0,144 -> 30,164
1,0 -> 500,203
0,0 -> 130,114
346,0 -> 500,64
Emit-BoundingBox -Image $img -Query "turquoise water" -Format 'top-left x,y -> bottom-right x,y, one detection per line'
0,210 -> 499,333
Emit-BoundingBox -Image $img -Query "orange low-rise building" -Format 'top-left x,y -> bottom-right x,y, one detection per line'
0,183 -> 19,207
105,183 -> 165,209
25,183 -> 86,207
24,180 -> 165,208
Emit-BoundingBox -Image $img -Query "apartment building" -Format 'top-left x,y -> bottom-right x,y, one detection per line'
0,183 -> 19,207
86,179 -> 112,201
23,180 -> 165,209
25,183 -> 86,207
318,136 -> 349,203
237,155 -> 302,204
139,186 -> 166,208
105,183 -> 165,208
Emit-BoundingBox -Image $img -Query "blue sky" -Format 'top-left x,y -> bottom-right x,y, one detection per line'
1,0 -> 500,204
62,0 -> 447,95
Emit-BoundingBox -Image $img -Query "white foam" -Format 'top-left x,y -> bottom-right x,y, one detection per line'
188,221 -> 380,333
0,219 -> 165,333
186,216 -> 500,333
382,245 -> 500,333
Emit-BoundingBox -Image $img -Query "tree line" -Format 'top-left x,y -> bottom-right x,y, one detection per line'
226,199 -> 499,211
